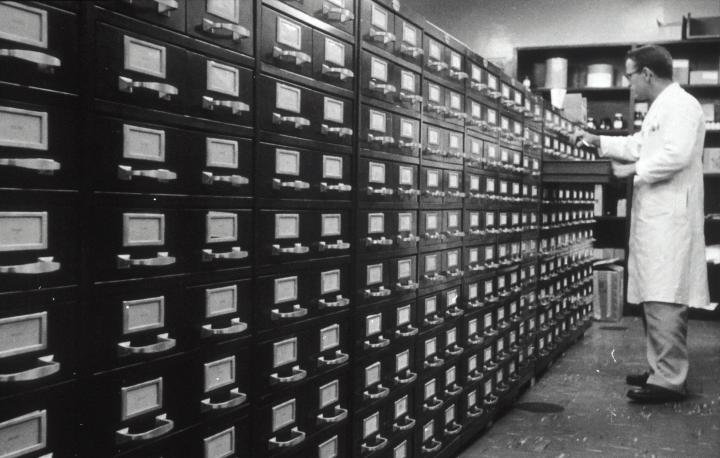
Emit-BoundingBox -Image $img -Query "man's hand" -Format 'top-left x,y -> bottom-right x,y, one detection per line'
570,129 -> 600,148
611,161 -> 636,178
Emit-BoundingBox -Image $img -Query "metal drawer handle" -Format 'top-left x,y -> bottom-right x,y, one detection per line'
445,307 -> 464,318
270,365 -> 307,384
467,370 -> 483,382
202,96 -> 250,114
365,236 -> 393,247
424,356 -> 444,368
369,29 -> 396,44
444,229 -> 465,237
394,325 -> 418,338
395,280 -> 418,291
470,81 -> 487,91
396,234 -> 418,243
364,286 -> 390,298
317,240 -> 350,251
467,264 -> 483,272
423,315 -> 444,326
0,49 -> 61,72
484,394 -> 499,406
422,438 -> 442,453
117,165 -> 177,182
0,257 -> 60,274
467,405 -> 484,418
398,140 -> 421,149
317,405 -> 348,424
272,178 -> 310,190
318,349 -> 349,367
393,416 -> 416,432
118,76 -> 178,99
369,80 -> 397,95
273,46 -> 311,65
393,370 -> 417,385
424,396 -> 443,411
116,414 -> 174,444
400,43 -> 423,57
321,124 -> 353,137
322,3 -> 354,22
202,247 -> 248,261
272,243 -> 310,255
445,384 -> 462,397
423,232 -> 441,240
318,295 -> 350,309
122,0 -> 178,15
320,182 -> 352,192
201,317 -> 248,337
0,355 -> 60,382
445,269 -> 464,278
269,426 -> 306,449
468,335 -> 483,346
427,59 -> 448,71
396,188 -> 420,197
361,435 -> 388,453
367,133 -> 395,145
426,103 -> 448,115
449,70 -> 469,80
445,421 -> 462,436
321,64 -> 354,80
117,333 -> 176,356
422,273 -> 446,282
398,92 -> 423,104
201,18 -> 250,41
201,388 -> 247,411
271,304 -> 308,320
366,186 -> 394,196
364,335 -> 390,349
202,171 -> 249,186
423,146 -> 443,157
117,252 -> 175,268
447,151 -> 466,160
272,113 -> 310,129
364,384 -> 389,400
448,111 -> 468,120
0,158 -> 60,174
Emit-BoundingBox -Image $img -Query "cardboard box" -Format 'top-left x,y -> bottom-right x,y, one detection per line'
672,59 -> 689,84
593,260 -> 624,321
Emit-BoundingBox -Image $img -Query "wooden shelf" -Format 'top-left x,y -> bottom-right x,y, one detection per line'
542,160 -> 613,183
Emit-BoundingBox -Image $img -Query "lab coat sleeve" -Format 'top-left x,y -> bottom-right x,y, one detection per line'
634,103 -> 701,184
598,132 -> 643,162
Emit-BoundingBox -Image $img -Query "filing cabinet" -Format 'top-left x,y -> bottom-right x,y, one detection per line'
186,0 -> 254,57
357,255 -> 418,306
96,0 -> 186,33
275,0 -> 356,38
359,157 -> 420,207
360,105 -> 421,157
360,50 -> 422,110
358,209 -> 418,256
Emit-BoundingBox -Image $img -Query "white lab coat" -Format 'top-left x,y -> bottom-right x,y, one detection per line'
599,83 -> 709,309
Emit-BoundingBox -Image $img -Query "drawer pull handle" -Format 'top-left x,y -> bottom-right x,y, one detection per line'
398,92 -> 423,104
445,421 -> 462,436
393,370 -> 417,385
318,349 -> 348,367
269,426 -> 306,449
467,405 -> 484,418
317,295 -> 350,309
0,355 -> 60,382
321,64 -> 354,80
0,158 -> 60,173
366,186 -> 394,196
361,434 -> 388,453
394,325 -> 418,338
470,81 -> 487,92
118,165 -> 177,182
317,240 -> 350,251
201,388 -> 247,411
317,405 -> 348,424
443,229 -> 465,237
447,152 -> 466,160
422,190 -> 445,198
449,70 -> 469,80
272,46 -> 312,65
423,231 -> 441,240
202,247 -> 248,261
369,29 -> 396,44
116,414 -> 174,444
363,384 -> 389,400
272,113 -> 310,129
320,182 -> 352,192
320,124 -> 353,137
0,49 -> 61,71
272,243 -> 310,255
201,317 -> 248,337
423,315 -> 444,327
363,335 -> 390,349
202,96 -> 250,114
117,333 -> 176,356
445,384 -> 462,397
467,264 -> 483,272
367,133 -> 395,145
369,80 -> 397,95
399,43 -> 423,57
0,257 -> 60,274
467,335 -> 483,346
484,394 -> 499,407
122,0 -> 178,15
363,286 -> 390,298
118,76 -> 178,99
272,178 -> 310,190
468,227 -> 483,234
201,18 -> 250,41
396,234 -> 419,243
322,3 -> 354,22
396,188 -> 420,197
424,356 -> 444,368
271,304 -> 308,320
427,59 -> 448,71
448,111 -> 468,120
398,140 -> 421,149
117,252 -> 175,268
365,236 -> 393,247
445,307 -> 464,318
444,269 -> 464,278
423,396 -> 443,411
395,280 -> 418,291
426,103 -> 448,115
393,416 -> 416,432
202,171 -> 249,186
422,438 -> 442,453
270,365 -> 306,384
467,369 -> 483,382
422,273 -> 446,283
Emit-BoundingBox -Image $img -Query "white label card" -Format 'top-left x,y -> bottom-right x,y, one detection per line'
448,172 -> 459,189
204,426 -> 235,458
0,212 -> 48,252
363,413 -> 379,438
426,212 -> 438,231
0,106 -> 48,150
449,134 -> 460,149
402,22 -> 417,45
450,51 -> 461,69
0,2 -> 47,47
124,35 -> 166,78
368,162 -> 385,183
368,213 -> 385,234
366,313 -> 382,336
207,60 -> 240,96
124,124 -> 165,162
369,110 -> 387,133
121,377 -> 163,420
450,92 -> 461,110
324,97 -> 344,123
427,127 -> 440,145
123,213 -> 164,247
272,399 -> 296,432
471,64 -> 481,82
204,356 -> 236,392
123,296 -> 164,334
276,17 -> 302,50
275,214 -> 299,239
428,84 -> 441,103
323,155 -> 343,179
470,176 -> 480,191
274,276 -> 298,304
395,396 -> 408,418
429,40 -> 441,60
206,211 -> 238,244
0,312 -> 47,358
399,166 -> 414,185
319,380 -> 339,409
321,269 -> 341,294
367,264 -> 383,285
398,212 -> 413,232
206,137 -> 239,169
205,285 -> 237,318
424,379 -> 436,399
321,214 -> 341,237
400,119 -> 415,139
396,350 -> 409,371
320,324 -> 340,351
425,297 -> 437,314
370,56 -> 388,81
397,258 -> 412,279
447,211 -> 459,228
371,4 -> 388,30
427,169 -> 439,187
401,71 -> 416,92
207,0 -> 240,23
325,37 -> 345,66
319,436 -> 338,458
472,102 -> 481,118
276,83 -> 301,113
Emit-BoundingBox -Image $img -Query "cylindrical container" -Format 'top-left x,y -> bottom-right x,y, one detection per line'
545,57 -> 568,88
587,64 -> 613,88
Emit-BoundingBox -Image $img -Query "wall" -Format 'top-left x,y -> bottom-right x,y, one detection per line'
402,0 -> 720,75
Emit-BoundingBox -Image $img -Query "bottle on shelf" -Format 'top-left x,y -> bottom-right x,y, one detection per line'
612,113 -> 625,130
599,117 -> 611,130
633,111 -> 644,129
586,117 -> 597,130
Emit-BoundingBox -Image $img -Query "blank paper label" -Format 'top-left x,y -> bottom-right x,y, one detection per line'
321,214 -> 341,236
276,149 -> 300,175
276,17 -> 302,49
206,211 -> 238,244
273,338 -> 297,367
0,212 -> 47,252
367,264 -> 383,285
319,380 -> 339,409
123,124 -> 165,162
370,4 -> 388,29
276,84 -> 301,113
401,71 -> 415,91
207,60 -> 239,96
0,106 -> 47,150
397,305 -> 410,325
0,3 -> 47,47
0,410 -> 46,458
207,138 -> 239,168
369,110 -> 386,133
123,296 -> 164,334
272,399 -> 296,432
399,166 -> 413,185
323,155 -> 343,179
324,98 -> 344,123
325,37 -> 345,66
370,57 -> 388,81
123,213 -> 164,247
204,427 -> 235,458
124,36 -> 166,78
274,277 -> 298,304
397,259 -> 412,279
0,312 -> 46,358
321,269 -> 341,294
204,356 -> 236,392
368,213 -> 384,233
402,22 -> 417,45
205,285 -> 237,318
122,378 -> 162,420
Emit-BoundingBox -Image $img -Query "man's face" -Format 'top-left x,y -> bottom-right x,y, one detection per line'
625,58 -> 648,101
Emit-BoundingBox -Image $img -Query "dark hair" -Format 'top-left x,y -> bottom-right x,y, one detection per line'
626,45 -> 673,80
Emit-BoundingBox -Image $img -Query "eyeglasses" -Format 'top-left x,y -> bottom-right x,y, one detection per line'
624,69 -> 641,80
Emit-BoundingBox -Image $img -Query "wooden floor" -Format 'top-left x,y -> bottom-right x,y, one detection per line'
458,316 -> 720,457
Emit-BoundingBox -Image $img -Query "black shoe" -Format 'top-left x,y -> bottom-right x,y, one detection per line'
625,371 -> 650,387
626,383 -> 686,404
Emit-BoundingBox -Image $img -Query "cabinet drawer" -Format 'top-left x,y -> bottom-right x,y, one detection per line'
360,51 -> 421,111
184,207 -> 252,271
312,29 -> 355,91
184,277 -> 252,346
459,345 -> 483,387
305,425 -> 349,458
359,157 -> 419,206
95,23 -> 186,112
261,6 -> 314,79
96,0 -> 186,32
463,242 -> 497,275
355,302 -> 419,355
0,2 -> 79,92
188,132 -> 252,197
379,389 -> 417,442
423,80 -> 465,126
358,210 -> 418,255
418,166 -> 444,204
422,124 -> 463,165
415,329 -> 445,372
361,106 -> 420,157
353,347 -> 417,412
415,415 -> 444,457
357,256 -> 418,307
186,0 -> 253,56
360,0 -> 395,54
256,142 -> 352,200
353,408 -> 390,457
418,248 -> 463,289
187,414 -> 251,458
276,0 -> 355,36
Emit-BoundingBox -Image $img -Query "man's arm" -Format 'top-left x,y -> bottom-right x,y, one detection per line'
572,130 -> 643,163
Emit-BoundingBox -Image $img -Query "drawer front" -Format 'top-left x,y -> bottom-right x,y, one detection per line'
393,15 -> 423,67
255,263 -> 352,332
352,352 -> 402,411
419,166 -> 444,204
256,142 -> 352,200
184,207 -> 252,271
0,99 -> 79,189
424,126 -> 464,165
261,6 -> 313,79
0,192 -> 79,293
359,157 -> 419,206
361,0 -> 395,54
95,23 -> 186,112
312,29 -> 355,92
276,0 -> 356,36
357,256 -> 418,307
96,0 -> 187,32
417,291 -> 445,333
306,371 -> 350,434
418,210 -> 442,248
380,389 -> 417,439
360,51 -> 421,111
306,425 -> 349,458
361,106 -> 420,158
0,2 -> 79,92
186,0 -> 254,56
186,52 -> 254,126
354,408 -> 389,457
184,277 -> 252,345
185,414 -> 251,458
443,169 -> 464,205
259,76 -> 354,145
188,131 -> 253,197
358,210 -> 418,255
256,209 -> 352,265
355,303 -> 416,355
463,242 -> 497,275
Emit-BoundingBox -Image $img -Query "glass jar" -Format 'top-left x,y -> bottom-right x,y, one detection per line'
612,113 -> 625,130
586,117 -> 597,130
633,112 -> 644,129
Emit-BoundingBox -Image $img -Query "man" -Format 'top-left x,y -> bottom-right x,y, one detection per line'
574,45 -> 709,403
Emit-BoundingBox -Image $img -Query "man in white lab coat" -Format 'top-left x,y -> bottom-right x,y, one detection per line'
575,45 -> 709,403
